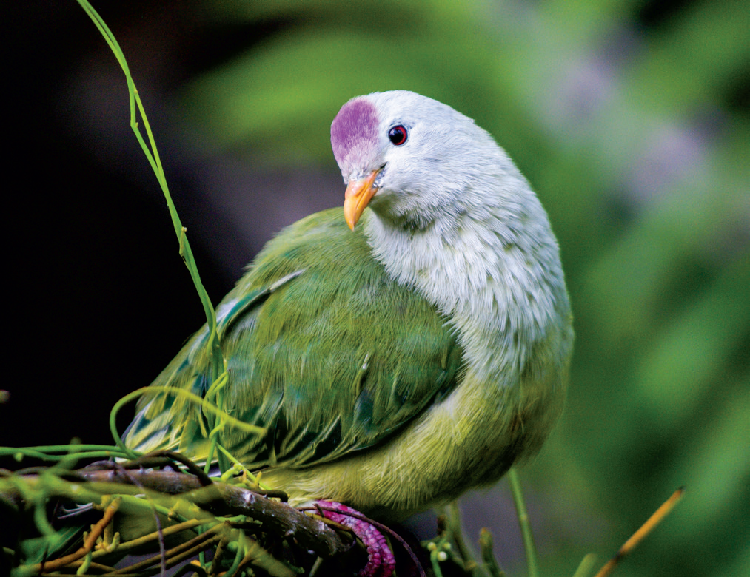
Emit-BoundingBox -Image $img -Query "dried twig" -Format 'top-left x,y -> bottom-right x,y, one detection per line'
108,531 -> 222,575
593,488 -> 685,577
34,496 -> 120,573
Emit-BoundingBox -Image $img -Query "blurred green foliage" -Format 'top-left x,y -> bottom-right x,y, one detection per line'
124,0 -> 750,575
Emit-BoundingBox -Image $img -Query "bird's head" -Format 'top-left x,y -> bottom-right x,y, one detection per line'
331,91 -> 517,231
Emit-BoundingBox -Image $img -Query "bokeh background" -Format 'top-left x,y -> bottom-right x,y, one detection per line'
5,1 -> 749,576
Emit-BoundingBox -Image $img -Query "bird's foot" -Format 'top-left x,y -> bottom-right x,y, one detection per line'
316,500 -> 395,577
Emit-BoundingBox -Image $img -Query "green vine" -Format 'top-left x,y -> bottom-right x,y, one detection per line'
74,0 -> 225,405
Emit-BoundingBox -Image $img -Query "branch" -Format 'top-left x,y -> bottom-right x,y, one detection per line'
3,468 -> 350,561
78,468 -> 348,558
593,488 -> 685,577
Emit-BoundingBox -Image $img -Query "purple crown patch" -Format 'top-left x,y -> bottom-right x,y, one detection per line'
331,98 -> 379,172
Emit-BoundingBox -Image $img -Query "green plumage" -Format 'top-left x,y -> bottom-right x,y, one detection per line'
125,208 -> 463,469
124,91 -> 573,520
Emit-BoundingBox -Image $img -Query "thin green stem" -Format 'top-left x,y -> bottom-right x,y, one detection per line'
222,540 -> 245,577
479,528 -> 505,577
508,468 -> 539,577
0,447 -> 127,462
572,553 -> 597,577
75,0 -> 225,420
446,501 -> 479,571
3,444 -> 125,453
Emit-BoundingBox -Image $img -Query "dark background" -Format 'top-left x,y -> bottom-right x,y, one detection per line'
4,1 -> 749,576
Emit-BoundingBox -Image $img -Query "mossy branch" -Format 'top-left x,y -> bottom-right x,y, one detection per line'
1,456 -> 360,577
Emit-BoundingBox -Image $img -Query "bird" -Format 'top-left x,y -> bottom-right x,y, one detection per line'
124,90 -> 573,573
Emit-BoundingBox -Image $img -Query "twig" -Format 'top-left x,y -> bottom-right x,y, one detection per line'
508,468 -> 539,577
208,538 -> 228,576
4,469 -> 350,559
67,559 -> 118,572
126,451 -> 214,487
447,501 -> 478,571
77,0 -> 229,458
172,561 -> 210,577
108,532 -> 222,575
572,553 -> 597,577
113,460 -> 168,577
35,497 -> 120,573
593,488 -> 685,577
110,518 -> 206,554
231,535 -> 297,577
479,528 -> 505,577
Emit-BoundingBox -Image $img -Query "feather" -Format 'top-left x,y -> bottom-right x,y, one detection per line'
124,91 -> 573,519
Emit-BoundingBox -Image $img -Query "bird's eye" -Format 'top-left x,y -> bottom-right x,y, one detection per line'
388,125 -> 408,146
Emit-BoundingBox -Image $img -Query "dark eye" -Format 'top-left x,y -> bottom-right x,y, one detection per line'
388,125 -> 408,146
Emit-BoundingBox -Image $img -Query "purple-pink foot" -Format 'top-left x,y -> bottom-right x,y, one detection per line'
316,500 -> 395,577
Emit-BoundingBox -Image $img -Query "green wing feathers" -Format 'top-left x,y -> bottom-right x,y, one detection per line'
124,208 -> 463,469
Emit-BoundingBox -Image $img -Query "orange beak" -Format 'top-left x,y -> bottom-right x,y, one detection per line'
343,169 -> 380,230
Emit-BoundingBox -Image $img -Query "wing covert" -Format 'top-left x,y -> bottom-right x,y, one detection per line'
124,208 -> 463,469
